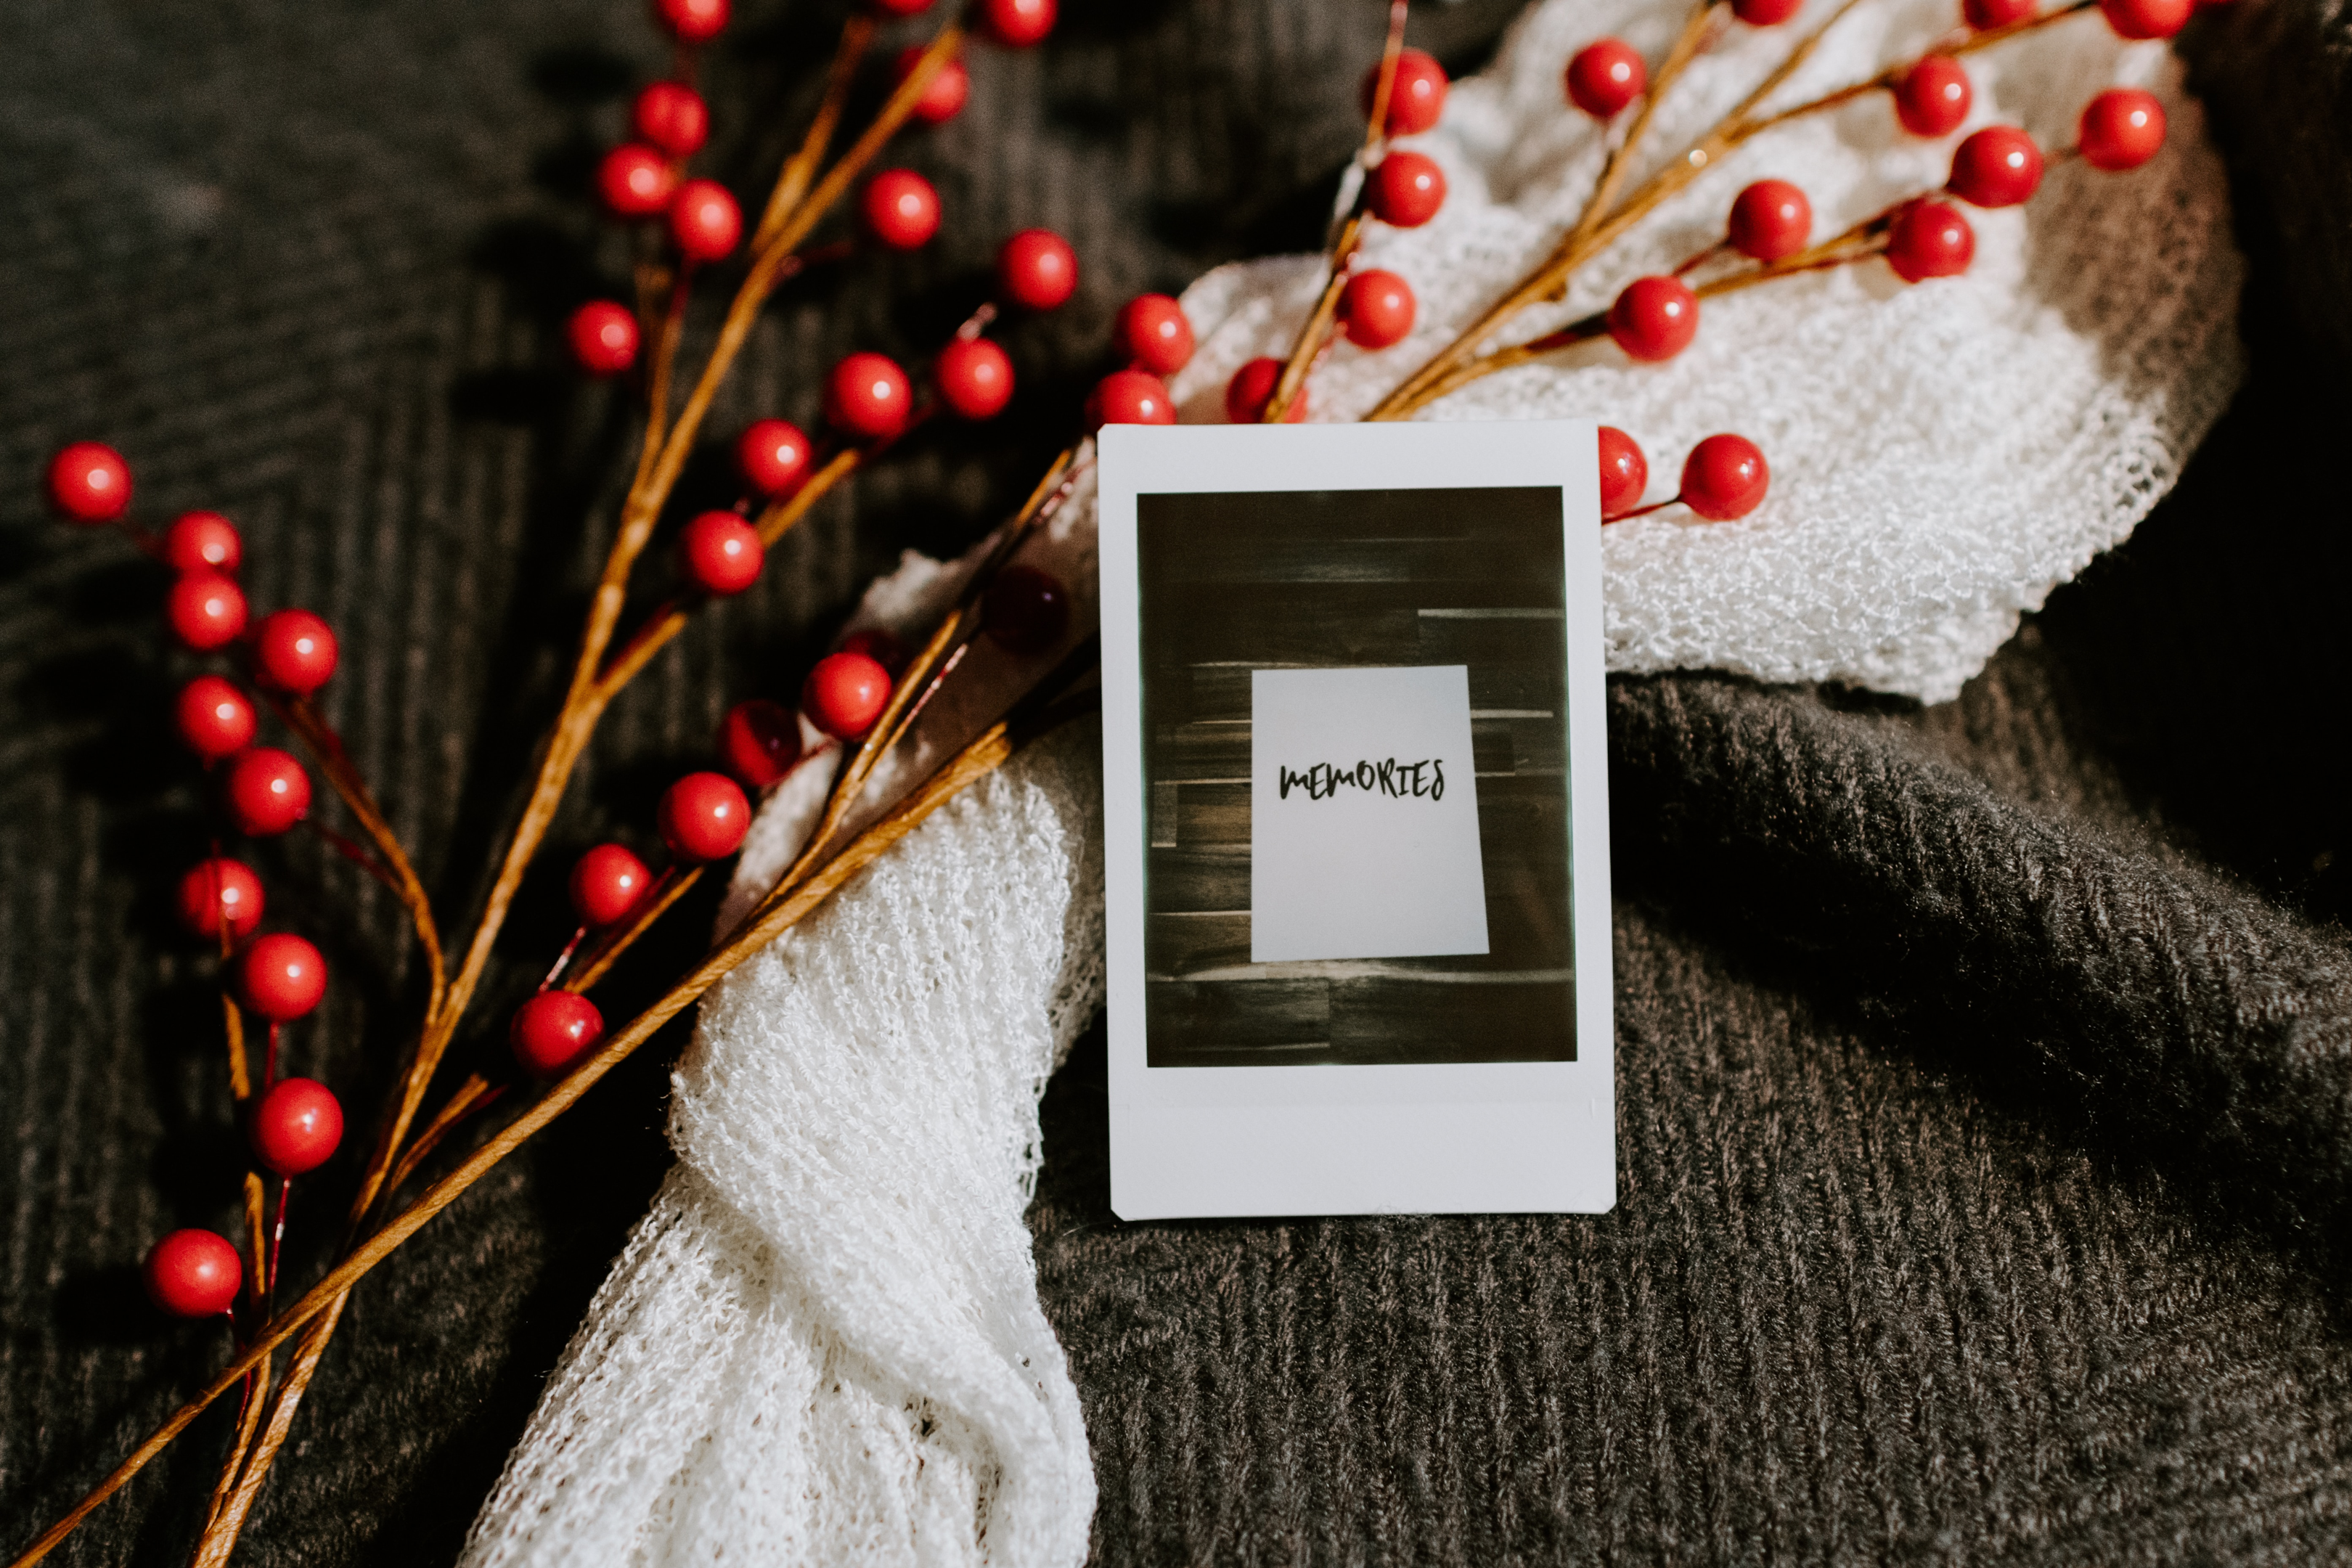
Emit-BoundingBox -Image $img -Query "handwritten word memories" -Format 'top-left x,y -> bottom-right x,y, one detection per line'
1276,756 -> 1447,803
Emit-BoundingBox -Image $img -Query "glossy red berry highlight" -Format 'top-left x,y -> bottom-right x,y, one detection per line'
511,991 -> 605,1079
567,301 -> 640,376
1363,48 -> 1448,136
1679,435 -> 1770,521
1733,0 -> 1803,23
597,144 -> 677,219
997,229 -> 1078,311
176,857 -> 265,941
802,651 -> 893,740
657,771 -> 752,862
861,169 -> 941,250
144,1230 -> 241,1318
1339,269 -> 1416,349
669,179 -> 742,261
653,0 -> 729,43
176,675 -> 257,761
2080,89 -> 2166,171
1114,294 -> 1193,375
166,571 -> 248,651
1598,426 -> 1649,520
238,932 -> 327,1021
634,81 -> 710,158
1894,57 -> 1972,139
717,698 -> 802,789
249,1078 -> 343,1177
1964,0 -> 2037,25
222,747 -> 311,836
982,564 -> 1070,654
46,441 -> 131,523
1087,369 -> 1177,428
1607,276 -> 1700,363
2099,0 -> 2191,37
936,338 -> 1015,420
736,419 -> 812,496
162,511 -> 242,573
1948,126 -> 2043,208
1886,198 -> 1977,282
1567,40 -> 1646,119
979,0 -> 1056,47
1366,152 -> 1446,228
1728,179 -> 1812,261
251,609 -> 338,696
678,511 -> 764,595
825,352 -> 913,441
570,843 -> 653,927
894,47 -> 970,123
1225,357 -> 1307,423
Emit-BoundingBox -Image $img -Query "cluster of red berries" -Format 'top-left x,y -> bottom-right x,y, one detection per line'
46,441 -> 351,1319
1598,425 -> 1772,523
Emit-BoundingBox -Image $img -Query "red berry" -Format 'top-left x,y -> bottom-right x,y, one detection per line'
567,301 -> 641,376
1114,293 -> 1194,375
1225,357 -> 1307,423
840,628 -> 905,670
678,511 -> 764,595
1894,57 -> 1972,138
511,991 -> 605,1079
1087,369 -> 1176,428
1728,179 -> 1812,261
238,932 -> 327,1021
2099,0 -> 2192,36
597,144 -> 677,219
657,771 -> 752,862
653,0 -> 728,43
825,352 -> 913,440
1567,40 -> 1646,118
861,169 -> 941,250
1365,151 -> 1446,228
735,419 -> 812,496
717,698 -> 802,789
1606,276 -> 1701,363
143,1230 -> 241,1318
669,179 -> 742,261
250,609 -> 338,696
978,0 -> 1056,47
871,0 -> 937,14
1680,435 -> 1771,522
1964,0 -> 2037,25
249,1078 -> 343,1177
936,338 -> 1015,420
570,843 -> 653,927
222,747 -> 311,836
176,857 -> 265,941
891,48 -> 970,128
802,651 -> 894,740
1886,198 -> 1977,281
634,81 -> 710,158
1734,0 -> 1804,22
1598,426 -> 1649,519
1362,48 -> 1448,136
175,675 -> 257,761
1339,269 -> 1417,348
166,571 -> 248,651
982,564 -> 1070,654
1948,126 -> 2043,208
46,441 -> 131,523
161,511 -> 242,573
997,229 -> 1078,311
2079,89 -> 2166,171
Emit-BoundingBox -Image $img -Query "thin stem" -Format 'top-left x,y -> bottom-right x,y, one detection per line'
380,1074 -> 503,1201
561,865 -> 703,995
1572,1 -> 1727,250
539,924 -> 589,992
754,14 -> 875,252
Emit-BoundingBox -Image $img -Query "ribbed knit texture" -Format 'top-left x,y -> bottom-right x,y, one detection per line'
4,1 -> 2352,1564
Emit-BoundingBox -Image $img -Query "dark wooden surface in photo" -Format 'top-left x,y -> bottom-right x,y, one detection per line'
1135,486 -> 1575,1067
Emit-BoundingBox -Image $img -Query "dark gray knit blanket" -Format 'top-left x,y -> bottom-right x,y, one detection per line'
1,1 -> 2345,1562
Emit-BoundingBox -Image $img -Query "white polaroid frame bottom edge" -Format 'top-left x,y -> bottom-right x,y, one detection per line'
1098,420 -> 1615,1220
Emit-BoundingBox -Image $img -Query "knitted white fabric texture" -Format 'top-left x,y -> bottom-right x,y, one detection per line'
457,719 -> 1106,1568
1164,0 -> 2242,701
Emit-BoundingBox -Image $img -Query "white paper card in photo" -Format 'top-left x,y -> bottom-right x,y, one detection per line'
1249,665 -> 1489,965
